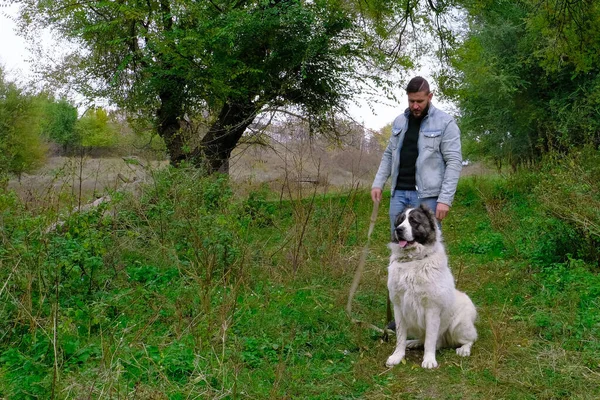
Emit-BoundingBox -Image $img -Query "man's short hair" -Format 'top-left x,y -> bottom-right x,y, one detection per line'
406,77 -> 430,94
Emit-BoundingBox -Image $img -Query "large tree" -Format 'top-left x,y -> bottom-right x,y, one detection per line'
442,0 -> 600,167
10,0 -> 441,172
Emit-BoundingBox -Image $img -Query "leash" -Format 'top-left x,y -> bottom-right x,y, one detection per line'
346,200 -> 389,334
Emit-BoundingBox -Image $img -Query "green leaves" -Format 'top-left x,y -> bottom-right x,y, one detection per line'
447,0 -> 600,166
0,68 -> 48,181
41,97 -> 79,149
77,107 -> 118,148
15,0 -> 420,169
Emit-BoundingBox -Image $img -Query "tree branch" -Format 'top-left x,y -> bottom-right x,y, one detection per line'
208,0 -> 223,12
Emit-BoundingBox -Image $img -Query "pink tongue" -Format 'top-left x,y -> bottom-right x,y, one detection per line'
399,240 -> 408,248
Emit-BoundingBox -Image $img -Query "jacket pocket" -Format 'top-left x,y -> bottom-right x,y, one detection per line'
390,130 -> 402,150
421,130 -> 442,150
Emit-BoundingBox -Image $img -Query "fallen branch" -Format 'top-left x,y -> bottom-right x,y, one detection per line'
44,158 -> 148,233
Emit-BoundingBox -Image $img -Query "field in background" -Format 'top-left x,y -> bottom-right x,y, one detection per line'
8,140 -> 489,211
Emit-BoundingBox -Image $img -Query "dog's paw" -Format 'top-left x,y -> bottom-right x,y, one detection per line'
456,344 -> 472,357
421,355 -> 438,369
385,354 -> 405,367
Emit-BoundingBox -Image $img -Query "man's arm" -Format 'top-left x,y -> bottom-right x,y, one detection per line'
371,138 -> 395,200
435,202 -> 450,221
438,119 -> 462,207
371,187 -> 382,203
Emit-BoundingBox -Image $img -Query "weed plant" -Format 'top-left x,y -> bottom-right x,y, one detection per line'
1,153 -> 600,398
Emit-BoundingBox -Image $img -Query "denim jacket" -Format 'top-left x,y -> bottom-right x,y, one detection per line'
372,103 -> 462,206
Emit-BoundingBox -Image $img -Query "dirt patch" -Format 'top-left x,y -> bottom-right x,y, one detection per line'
460,161 -> 494,177
8,156 -> 167,209
228,142 -> 380,195
8,148 -> 491,208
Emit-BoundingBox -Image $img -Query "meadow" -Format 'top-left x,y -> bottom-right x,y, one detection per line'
1,148 -> 599,399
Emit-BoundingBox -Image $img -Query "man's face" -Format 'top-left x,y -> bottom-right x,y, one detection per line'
408,91 -> 433,118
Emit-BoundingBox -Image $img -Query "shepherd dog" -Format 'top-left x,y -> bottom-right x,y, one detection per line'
386,204 -> 477,369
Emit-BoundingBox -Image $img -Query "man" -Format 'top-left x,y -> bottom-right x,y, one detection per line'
372,76 -> 462,333
372,76 -> 462,237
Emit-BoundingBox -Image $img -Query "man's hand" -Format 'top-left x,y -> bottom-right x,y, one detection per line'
371,187 -> 382,203
435,203 -> 450,221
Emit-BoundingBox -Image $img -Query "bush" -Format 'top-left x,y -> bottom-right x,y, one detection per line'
534,147 -> 600,266
0,70 -> 47,181
0,169 -> 251,397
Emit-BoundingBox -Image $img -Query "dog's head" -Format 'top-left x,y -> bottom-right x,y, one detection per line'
393,204 -> 438,248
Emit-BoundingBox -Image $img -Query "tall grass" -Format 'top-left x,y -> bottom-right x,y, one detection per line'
0,166 -> 375,398
1,150 -> 600,398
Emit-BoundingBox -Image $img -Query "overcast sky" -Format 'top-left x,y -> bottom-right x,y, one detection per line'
0,5 -> 31,80
0,5 -> 442,131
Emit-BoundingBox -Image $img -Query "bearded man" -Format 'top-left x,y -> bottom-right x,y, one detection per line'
371,76 -> 463,236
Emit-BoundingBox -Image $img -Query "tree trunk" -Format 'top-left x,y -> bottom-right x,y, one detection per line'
191,100 -> 256,174
156,93 -> 256,172
157,88 -> 186,165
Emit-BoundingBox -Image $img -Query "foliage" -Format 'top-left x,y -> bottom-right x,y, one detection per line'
454,159 -> 600,359
450,174 -> 600,397
533,147 -> 600,262
76,107 -> 118,148
372,122 -> 392,151
40,96 -> 79,150
444,0 -> 600,168
0,67 -> 47,182
2,155 -> 600,397
15,0 -> 440,171
115,113 -> 168,157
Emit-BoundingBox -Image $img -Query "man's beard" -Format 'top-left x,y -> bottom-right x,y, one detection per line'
411,103 -> 430,119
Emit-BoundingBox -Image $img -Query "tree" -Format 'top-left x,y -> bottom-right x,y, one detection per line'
442,0 -> 600,168
76,107 -> 119,149
41,96 -> 79,151
0,66 -> 47,183
14,0 -> 443,173
372,122 -> 392,150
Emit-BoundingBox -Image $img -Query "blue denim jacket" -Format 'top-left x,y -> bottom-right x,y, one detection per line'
372,103 -> 462,206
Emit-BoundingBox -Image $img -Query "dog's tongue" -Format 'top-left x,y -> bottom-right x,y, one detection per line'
399,240 -> 408,248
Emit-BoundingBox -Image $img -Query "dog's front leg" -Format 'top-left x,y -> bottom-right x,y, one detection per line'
422,307 -> 441,369
386,305 -> 407,367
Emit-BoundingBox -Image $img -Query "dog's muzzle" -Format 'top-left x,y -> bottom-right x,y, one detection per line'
394,227 -> 414,248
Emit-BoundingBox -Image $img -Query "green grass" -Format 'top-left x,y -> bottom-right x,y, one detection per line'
1,165 -> 600,399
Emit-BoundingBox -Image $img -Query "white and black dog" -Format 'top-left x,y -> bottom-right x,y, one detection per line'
386,204 -> 477,369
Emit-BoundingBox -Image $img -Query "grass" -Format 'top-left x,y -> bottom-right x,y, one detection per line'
1,162 -> 600,399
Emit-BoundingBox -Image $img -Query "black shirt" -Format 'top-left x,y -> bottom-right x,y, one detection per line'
395,110 -> 427,190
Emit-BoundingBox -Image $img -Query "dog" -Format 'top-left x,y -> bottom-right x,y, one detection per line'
386,204 -> 477,369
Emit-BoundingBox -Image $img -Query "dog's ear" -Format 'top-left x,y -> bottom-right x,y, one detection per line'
419,204 -> 435,222
419,203 -> 432,214
418,204 -> 437,239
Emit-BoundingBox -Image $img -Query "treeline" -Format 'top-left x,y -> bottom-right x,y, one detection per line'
442,0 -> 600,170
0,67 -> 165,184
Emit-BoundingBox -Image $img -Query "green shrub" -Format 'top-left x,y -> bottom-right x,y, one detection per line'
243,185 -> 276,228
534,147 -> 600,266
461,162 -> 600,367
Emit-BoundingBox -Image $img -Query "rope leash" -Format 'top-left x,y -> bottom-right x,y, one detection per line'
346,200 -> 391,335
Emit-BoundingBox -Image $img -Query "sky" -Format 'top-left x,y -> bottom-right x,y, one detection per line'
0,5 -> 442,132
0,5 -> 31,82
